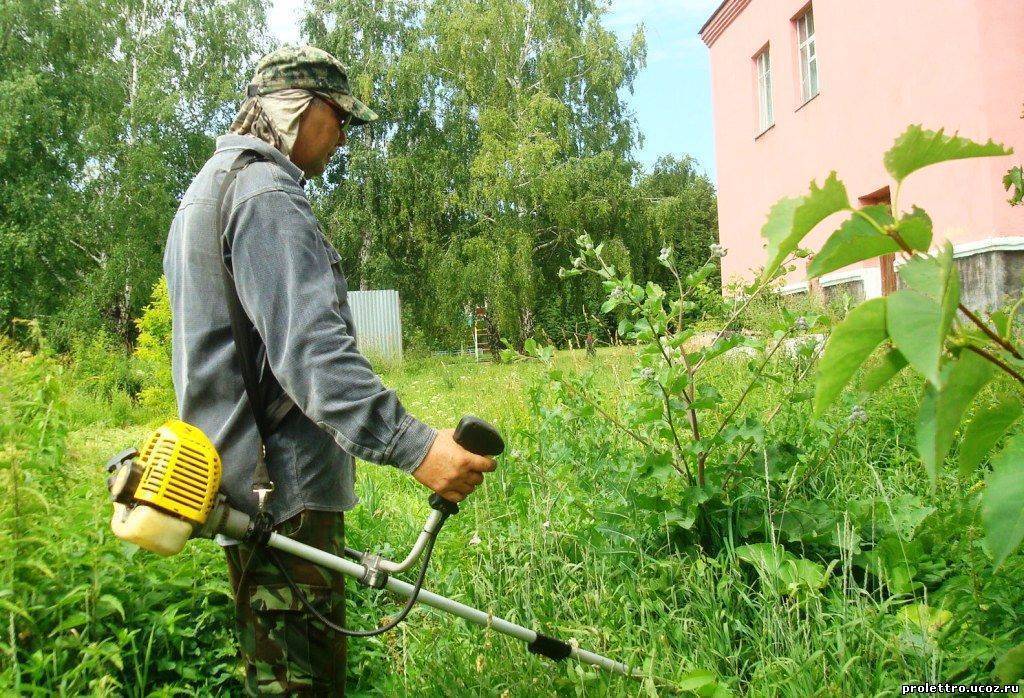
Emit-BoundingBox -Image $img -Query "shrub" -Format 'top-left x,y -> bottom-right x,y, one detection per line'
133,277 -> 176,416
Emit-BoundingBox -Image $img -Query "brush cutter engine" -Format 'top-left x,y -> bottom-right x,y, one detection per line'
106,419 -> 224,556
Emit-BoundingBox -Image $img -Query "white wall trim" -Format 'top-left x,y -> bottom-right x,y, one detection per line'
772,237 -> 1023,299
779,281 -> 808,295
894,236 -> 1024,267
953,235 -> 1024,257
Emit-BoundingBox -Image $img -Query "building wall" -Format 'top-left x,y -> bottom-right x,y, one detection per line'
703,0 -> 1024,292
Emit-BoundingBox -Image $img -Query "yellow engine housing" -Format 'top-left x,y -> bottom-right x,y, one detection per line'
134,419 -> 221,524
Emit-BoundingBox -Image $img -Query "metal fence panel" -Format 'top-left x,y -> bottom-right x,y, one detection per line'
348,289 -> 403,362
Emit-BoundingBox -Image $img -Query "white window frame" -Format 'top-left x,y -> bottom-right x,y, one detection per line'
755,47 -> 773,133
796,8 -> 818,103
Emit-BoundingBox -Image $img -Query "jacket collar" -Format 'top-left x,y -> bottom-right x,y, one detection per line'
214,133 -> 306,186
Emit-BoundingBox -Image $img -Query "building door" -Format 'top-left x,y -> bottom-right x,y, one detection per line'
859,187 -> 896,295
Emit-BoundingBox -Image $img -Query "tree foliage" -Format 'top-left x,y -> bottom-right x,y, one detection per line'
2,0 -> 717,352
303,0 -> 718,349
1,0 -> 269,345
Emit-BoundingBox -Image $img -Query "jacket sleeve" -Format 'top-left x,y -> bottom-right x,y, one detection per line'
225,183 -> 436,473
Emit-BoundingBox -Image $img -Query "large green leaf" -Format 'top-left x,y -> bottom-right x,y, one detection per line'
807,205 -> 896,278
886,292 -> 942,384
884,125 -> 1012,182
814,297 -> 888,416
916,352 -> 993,484
860,346 -> 908,392
895,207 -> 933,251
982,432 -> 1024,568
735,543 -> 825,595
888,247 -> 959,384
957,398 -> 1024,477
793,172 -> 850,238
1005,166 -> 1024,206
995,643 -> 1024,682
762,173 -> 850,278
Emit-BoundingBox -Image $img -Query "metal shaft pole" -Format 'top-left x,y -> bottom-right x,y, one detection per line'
267,532 -> 637,678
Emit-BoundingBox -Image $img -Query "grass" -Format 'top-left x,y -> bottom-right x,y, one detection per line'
1,341 -> 1021,695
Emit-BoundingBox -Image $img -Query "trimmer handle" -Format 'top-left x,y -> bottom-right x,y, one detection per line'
429,415 -> 504,516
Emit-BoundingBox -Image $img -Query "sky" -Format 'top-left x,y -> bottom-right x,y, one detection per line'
267,0 -> 719,179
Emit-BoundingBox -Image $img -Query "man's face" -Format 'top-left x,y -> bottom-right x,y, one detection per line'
290,97 -> 349,177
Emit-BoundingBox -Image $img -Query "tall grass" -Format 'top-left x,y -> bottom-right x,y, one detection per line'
1,339 -> 1020,695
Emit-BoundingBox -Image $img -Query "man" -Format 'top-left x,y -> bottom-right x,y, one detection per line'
164,45 -> 495,695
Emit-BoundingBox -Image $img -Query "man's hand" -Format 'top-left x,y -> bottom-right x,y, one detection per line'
412,429 -> 497,503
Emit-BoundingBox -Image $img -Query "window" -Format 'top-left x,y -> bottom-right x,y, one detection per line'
796,8 -> 818,103
755,48 -> 773,133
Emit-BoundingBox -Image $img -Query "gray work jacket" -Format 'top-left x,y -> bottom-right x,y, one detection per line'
164,134 -> 436,526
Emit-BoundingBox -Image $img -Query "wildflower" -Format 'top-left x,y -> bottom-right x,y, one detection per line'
794,316 -> 809,332
572,255 -> 584,269
710,243 -> 728,258
639,367 -> 656,383
610,287 -> 624,300
849,405 -> 868,424
658,247 -> 672,265
469,532 -> 482,546
541,520 -> 551,529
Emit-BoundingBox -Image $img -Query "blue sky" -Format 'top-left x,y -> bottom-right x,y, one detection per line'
268,0 -> 719,179
599,0 -> 719,178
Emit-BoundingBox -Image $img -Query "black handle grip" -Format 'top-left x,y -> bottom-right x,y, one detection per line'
428,415 -> 504,516
453,415 -> 505,456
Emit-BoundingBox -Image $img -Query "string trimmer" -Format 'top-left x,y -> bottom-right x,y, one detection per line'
105,415 -> 637,678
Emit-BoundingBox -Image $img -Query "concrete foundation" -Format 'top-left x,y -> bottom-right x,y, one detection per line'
955,249 -> 1024,311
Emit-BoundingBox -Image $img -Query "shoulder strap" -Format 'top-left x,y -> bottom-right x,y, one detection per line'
216,150 -> 276,509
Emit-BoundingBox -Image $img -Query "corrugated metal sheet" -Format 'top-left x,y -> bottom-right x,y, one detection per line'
348,289 -> 403,362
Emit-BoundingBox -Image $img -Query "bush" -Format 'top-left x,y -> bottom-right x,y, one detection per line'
133,277 -> 176,416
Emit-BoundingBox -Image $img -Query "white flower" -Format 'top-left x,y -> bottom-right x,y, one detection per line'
541,520 -> 551,529
710,243 -> 727,258
658,247 -> 672,265
469,532 -> 482,546
849,405 -> 868,424
640,367 -> 656,382
794,317 -> 809,332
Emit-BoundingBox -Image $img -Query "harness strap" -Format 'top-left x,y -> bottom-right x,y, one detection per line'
215,150 -> 295,509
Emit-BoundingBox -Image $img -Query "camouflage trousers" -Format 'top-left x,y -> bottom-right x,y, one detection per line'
225,510 -> 347,696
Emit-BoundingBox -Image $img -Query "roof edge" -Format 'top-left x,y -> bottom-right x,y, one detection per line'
698,0 -> 753,47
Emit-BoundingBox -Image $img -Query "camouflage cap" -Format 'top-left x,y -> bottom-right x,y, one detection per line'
248,45 -> 378,126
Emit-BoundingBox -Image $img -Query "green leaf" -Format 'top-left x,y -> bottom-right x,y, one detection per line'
762,173 -> 850,278
895,207 -> 933,251
982,432 -> 1024,567
884,125 -> 1012,182
677,669 -> 716,691
735,543 -> 825,595
916,351 -> 993,484
995,643 -> 1024,682
793,173 -> 850,238
898,604 -> 952,635
887,246 -> 959,384
1005,166 -> 1024,206
957,398 -> 1023,477
761,197 -> 801,279
814,297 -> 888,416
860,347 -> 908,392
807,206 -> 896,278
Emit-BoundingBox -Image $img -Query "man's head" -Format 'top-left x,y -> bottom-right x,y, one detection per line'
234,45 -> 378,177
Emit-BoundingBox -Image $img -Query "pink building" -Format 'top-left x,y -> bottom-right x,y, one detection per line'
700,0 -> 1024,307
